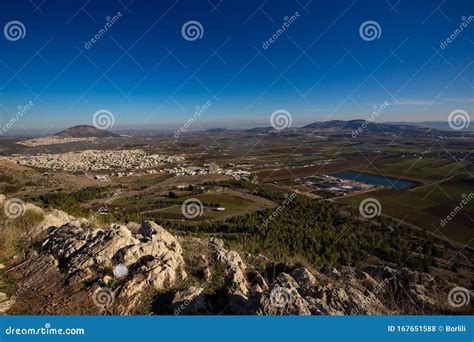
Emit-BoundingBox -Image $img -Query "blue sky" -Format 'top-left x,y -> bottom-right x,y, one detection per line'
0,0 -> 473,132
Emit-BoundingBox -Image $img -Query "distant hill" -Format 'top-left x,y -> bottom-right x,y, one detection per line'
387,121 -> 474,132
206,128 -> 228,133
301,119 -> 440,136
55,125 -> 120,138
245,126 -> 275,133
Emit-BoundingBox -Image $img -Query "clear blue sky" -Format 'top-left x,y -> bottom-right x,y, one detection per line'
0,0 -> 473,132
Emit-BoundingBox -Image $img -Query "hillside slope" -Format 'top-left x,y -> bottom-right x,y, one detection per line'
0,200 -> 471,315
55,125 -> 120,138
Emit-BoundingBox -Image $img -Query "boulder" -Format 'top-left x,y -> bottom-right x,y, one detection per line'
172,287 -> 207,315
258,273 -> 311,315
24,222 -> 187,314
290,267 -> 317,288
320,267 -> 341,280
215,248 -> 249,296
33,209 -> 88,237
0,292 -> 14,315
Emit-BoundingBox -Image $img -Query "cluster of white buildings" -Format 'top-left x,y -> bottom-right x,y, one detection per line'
7,149 -> 184,172
165,163 -> 251,180
18,136 -> 98,147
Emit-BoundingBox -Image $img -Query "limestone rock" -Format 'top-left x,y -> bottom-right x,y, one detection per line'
18,222 -> 187,314
172,287 -> 207,315
0,292 -> 14,315
290,267 -> 317,288
214,247 -> 249,296
258,273 -> 311,315
320,267 -> 341,280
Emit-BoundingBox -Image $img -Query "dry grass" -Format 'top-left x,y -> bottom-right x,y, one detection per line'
286,254 -> 316,270
0,209 -> 44,262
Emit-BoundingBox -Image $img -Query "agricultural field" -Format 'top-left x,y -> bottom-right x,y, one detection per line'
337,176 -> 474,246
358,157 -> 472,183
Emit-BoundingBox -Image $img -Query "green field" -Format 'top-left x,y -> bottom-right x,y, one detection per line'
153,193 -> 255,220
359,157 -> 472,182
338,176 -> 474,246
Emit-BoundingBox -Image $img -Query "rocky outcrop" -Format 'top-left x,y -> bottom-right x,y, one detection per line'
1,206 -> 465,316
212,242 -> 249,297
0,292 -> 15,315
258,273 -> 311,315
7,220 -> 186,314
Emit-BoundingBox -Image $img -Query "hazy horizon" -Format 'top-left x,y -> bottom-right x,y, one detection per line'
2,118 -> 473,137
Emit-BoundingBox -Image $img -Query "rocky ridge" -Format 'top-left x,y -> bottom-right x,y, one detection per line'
0,204 -> 472,315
